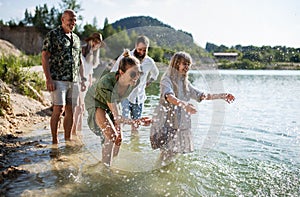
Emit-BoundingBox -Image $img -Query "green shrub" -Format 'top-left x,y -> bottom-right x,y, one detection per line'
0,55 -> 45,100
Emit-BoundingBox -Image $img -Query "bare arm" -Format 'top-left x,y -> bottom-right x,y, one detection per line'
79,59 -> 86,92
107,102 -> 136,125
106,102 -> 122,146
79,58 -> 85,80
201,93 -> 235,103
107,102 -> 121,123
88,74 -> 93,87
41,51 -> 55,91
165,93 -> 197,115
146,62 -> 159,87
107,102 -> 149,127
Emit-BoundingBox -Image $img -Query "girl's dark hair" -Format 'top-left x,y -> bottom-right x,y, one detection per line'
118,49 -> 140,73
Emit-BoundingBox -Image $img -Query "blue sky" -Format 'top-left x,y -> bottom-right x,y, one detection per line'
0,0 -> 299,48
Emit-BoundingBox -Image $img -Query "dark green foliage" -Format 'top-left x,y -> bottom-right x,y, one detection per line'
207,43 -> 300,64
81,24 -> 100,39
218,59 -> 266,70
148,47 -> 164,62
23,4 -> 59,31
19,0 -> 83,33
111,16 -> 173,31
1,0 -> 299,71
290,54 -> 300,62
205,43 -> 219,53
102,18 -> 116,40
2,0 -> 207,63
108,15 -> 208,62
101,30 -> 133,59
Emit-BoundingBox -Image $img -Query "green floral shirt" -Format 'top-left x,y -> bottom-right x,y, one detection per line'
42,26 -> 81,82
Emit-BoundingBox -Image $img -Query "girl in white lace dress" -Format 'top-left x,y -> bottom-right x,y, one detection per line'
72,33 -> 104,135
152,51 -> 235,162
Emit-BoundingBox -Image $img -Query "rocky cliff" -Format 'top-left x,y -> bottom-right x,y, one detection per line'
0,26 -> 43,55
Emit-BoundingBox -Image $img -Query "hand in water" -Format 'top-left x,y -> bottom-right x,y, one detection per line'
114,132 -> 122,146
106,130 -> 122,146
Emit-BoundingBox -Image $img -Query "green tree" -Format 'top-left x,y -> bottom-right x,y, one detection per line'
104,30 -> 131,59
102,18 -> 116,39
148,47 -> 164,62
243,51 -> 262,62
290,54 -> 300,62
22,4 -> 59,31
81,24 -> 99,39
128,30 -> 138,44
59,0 -> 82,12
23,9 -> 32,25
48,7 -> 60,28
31,5 -> 49,30
7,19 -> 17,27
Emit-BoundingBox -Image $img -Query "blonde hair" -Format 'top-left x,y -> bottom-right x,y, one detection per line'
166,51 -> 192,95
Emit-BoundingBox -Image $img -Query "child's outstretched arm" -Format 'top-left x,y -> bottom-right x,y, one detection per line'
200,93 -> 235,104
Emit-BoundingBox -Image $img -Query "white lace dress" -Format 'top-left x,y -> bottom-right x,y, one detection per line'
159,75 -> 204,153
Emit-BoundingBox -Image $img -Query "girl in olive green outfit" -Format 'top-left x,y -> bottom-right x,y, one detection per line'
85,50 -> 150,166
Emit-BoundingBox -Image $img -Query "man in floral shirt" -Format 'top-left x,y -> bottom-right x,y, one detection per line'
42,9 -> 86,144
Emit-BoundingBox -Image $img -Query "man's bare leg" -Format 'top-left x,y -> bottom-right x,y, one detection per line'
51,105 -> 64,144
71,105 -> 81,135
64,104 -> 73,141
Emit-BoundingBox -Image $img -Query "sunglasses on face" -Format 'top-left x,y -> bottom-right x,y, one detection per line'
129,70 -> 143,79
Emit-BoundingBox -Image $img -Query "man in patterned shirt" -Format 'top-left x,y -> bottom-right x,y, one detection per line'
42,9 -> 86,144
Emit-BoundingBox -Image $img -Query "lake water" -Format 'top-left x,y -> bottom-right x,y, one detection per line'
2,70 -> 300,196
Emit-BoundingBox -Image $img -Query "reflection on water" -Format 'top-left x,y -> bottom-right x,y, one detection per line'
2,70 -> 300,196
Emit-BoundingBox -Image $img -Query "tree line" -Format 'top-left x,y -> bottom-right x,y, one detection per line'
0,0 -> 208,64
0,0 -> 299,69
206,42 -> 300,69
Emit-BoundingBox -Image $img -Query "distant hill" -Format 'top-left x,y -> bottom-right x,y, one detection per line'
111,16 -> 196,49
105,16 -> 211,64
112,16 -> 173,31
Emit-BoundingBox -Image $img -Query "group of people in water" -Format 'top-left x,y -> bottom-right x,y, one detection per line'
42,9 -> 235,167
